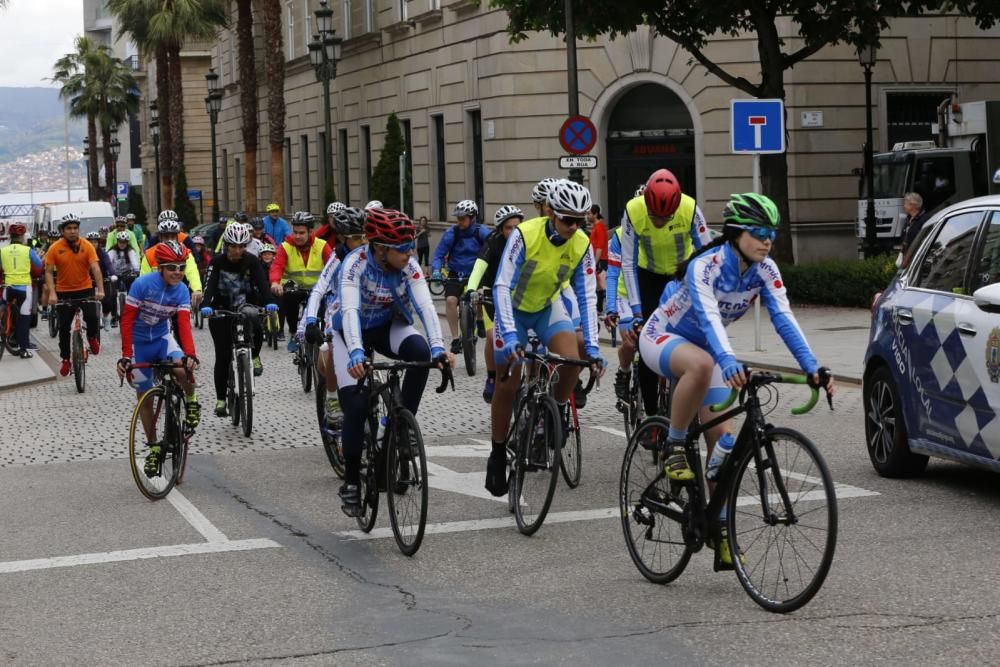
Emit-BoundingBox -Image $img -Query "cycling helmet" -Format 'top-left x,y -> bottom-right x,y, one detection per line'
644,169 -> 682,218
722,193 -> 780,229
260,243 -> 276,255
191,235 -> 205,245
48,229 -> 60,239
154,239 -> 189,264
266,203 -> 281,213
58,213 -> 81,229
326,201 -> 346,215
547,179 -> 592,217
452,199 -> 479,219
85,231 -> 100,240
125,213 -> 136,221
223,221 -> 252,245
8,223 -> 26,236
634,184 -> 646,198
291,211 -> 315,228
493,205 -> 524,227
249,216 -> 264,230
233,211 -> 249,223
334,207 -> 366,237
158,209 -> 178,223
114,216 -> 127,224
531,177 -> 558,204
365,208 -> 415,244
98,225 -> 111,234
115,231 -> 131,242
364,200 -> 383,211
157,219 -> 181,234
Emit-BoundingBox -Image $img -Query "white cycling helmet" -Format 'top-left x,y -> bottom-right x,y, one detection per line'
326,201 -> 346,215
364,200 -> 383,211
634,184 -> 646,198
223,221 -> 252,245
157,219 -> 182,234
452,199 -> 479,218
158,209 -> 178,223
547,179 -> 592,217
493,205 -> 524,227
260,243 -> 276,254
115,231 -> 131,242
531,178 -> 558,204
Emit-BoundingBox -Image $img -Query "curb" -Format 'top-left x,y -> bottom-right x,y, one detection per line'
0,334 -> 57,393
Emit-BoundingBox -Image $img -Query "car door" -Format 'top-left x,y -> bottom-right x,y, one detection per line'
897,209 -> 985,451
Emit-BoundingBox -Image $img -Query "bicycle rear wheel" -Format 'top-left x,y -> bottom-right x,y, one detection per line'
0,309 -> 7,361
227,360 -> 240,427
72,330 -> 86,393
727,427 -> 838,613
128,387 -> 182,500
619,416 -> 693,583
386,409 -> 429,556
428,280 -> 444,297
460,302 -> 477,376
238,353 -> 253,437
512,394 -> 562,536
623,369 -> 645,442
559,399 -> 582,488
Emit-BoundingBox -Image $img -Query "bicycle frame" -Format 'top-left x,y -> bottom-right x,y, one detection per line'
212,309 -> 258,395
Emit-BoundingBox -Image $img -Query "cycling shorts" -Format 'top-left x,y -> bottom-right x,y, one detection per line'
132,333 -> 184,393
559,287 -> 582,330
330,320 -> 423,389
638,320 -> 730,407
493,299 -> 575,364
444,277 -> 465,300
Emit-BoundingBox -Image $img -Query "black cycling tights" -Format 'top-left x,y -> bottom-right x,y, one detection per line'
636,267 -> 672,417
208,312 -> 263,399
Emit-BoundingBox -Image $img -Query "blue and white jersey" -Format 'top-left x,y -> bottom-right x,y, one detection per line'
305,251 -> 341,323
125,272 -> 192,344
329,245 -> 444,356
650,243 -> 817,375
605,228 -> 623,315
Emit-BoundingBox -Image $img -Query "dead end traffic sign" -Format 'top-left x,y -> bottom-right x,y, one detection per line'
559,115 -> 597,155
559,155 -> 598,170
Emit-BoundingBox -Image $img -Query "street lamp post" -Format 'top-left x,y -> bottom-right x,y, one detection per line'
110,129 -> 122,215
206,68 -> 222,223
858,42 -> 878,258
150,100 -> 161,214
83,137 -> 92,200
310,0 -> 342,204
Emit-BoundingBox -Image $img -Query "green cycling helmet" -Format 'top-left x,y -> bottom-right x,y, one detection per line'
722,193 -> 780,229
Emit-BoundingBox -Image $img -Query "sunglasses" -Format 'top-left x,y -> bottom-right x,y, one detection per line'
555,214 -> 586,227
377,241 -> 415,253
733,225 -> 777,242
160,263 -> 185,272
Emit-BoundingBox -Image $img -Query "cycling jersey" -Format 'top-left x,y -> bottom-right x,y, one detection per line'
493,217 -> 599,358
621,194 -> 711,316
465,228 -> 508,298
304,251 -> 341,326
604,227 -> 630,317
108,247 -> 140,276
120,272 -> 196,358
646,242 -> 817,375
202,253 -> 270,310
330,245 -> 444,358
431,222 -> 491,278
139,250 -> 203,292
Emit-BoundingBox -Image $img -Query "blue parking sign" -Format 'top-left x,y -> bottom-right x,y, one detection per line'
116,182 -> 129,198
730,99 -> 785,154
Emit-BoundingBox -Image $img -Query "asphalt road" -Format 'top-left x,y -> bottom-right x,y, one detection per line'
0,320 -> 998,666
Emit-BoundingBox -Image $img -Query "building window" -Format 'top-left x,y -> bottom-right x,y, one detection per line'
318,130 -> 328,201
365,0 -> 374,32
303,0 -> 312,51
234,156 -> 242,211
397,0 -> 407,21
432,114 -> 446,220
222,148 -> 230,212
342,0 -> 352,40
284,137 -> 293,210
361,125 -> 372,199
286,1 -> 295,60
400,118 -> 413,215
339,128 -> 350,204
228,31 -> 236,84
301,134 -> 311,212
467,109 -> 484,216
429,0 -> 440,9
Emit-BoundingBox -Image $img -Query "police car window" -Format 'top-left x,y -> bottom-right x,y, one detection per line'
913,210 -> 983,294
971,212 -> 1000,292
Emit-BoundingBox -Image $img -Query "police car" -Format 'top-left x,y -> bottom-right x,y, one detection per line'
863,195 -> 1000,477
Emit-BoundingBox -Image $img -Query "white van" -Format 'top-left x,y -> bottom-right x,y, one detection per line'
33,201 -> 115,238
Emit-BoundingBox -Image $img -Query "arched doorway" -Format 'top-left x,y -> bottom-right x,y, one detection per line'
605,84 -> 696,226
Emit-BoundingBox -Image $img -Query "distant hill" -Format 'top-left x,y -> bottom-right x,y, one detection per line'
0,87 -> 85,164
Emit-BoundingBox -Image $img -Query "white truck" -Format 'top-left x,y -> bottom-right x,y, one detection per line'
33,201 -> 115,239
857,100 -> 1000,252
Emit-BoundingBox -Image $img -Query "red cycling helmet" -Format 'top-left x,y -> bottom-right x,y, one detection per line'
644,169 -> 682,218
364,208 -> 415,245
8,223 -> 26,236
154,240 -> 189,265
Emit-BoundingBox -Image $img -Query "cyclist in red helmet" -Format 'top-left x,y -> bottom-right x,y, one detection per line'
327,208 -> 455,517
616,168 -> 712,420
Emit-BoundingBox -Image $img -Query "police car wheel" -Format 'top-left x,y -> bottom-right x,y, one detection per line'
863,365 -> 928,478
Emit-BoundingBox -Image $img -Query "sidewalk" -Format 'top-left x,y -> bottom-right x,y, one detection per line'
0,333 -> 56,391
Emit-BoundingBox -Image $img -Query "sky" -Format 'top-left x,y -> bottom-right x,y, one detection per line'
0,0 -> 85,88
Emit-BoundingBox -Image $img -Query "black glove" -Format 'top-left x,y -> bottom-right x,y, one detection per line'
304,322 -> 322,345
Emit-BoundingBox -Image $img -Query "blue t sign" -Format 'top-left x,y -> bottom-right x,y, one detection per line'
730,99 -> 785,154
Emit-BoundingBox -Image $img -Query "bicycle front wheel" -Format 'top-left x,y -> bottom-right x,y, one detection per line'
298,351 -> 313,393
128,387 -> 182,500
727,427 -> 838,613
512,395 -> 562,536
238,353 -> 253,437
72,330 -> 86,393
386,409 -> 429,556
460,302 -> 477,376
227,359 -> 240,427
355,420 -> 380,532
619,416 -> 692,584
428,280 -> 444,297
559,400 -> 582,488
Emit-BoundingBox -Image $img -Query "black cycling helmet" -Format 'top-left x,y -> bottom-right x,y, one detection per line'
249,216 -> 264,230
233,211 -> 249,223
334,207 -> 366,237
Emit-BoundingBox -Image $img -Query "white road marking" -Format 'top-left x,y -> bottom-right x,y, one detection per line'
167,490 -> 229,543
426,461 -> 505,503
425,444 -> 493,458
0,539 -> 281,575
589,425 -> 628,438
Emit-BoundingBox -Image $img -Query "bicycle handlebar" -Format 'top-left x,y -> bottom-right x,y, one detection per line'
501,348 -> 600,384
361,358 -> 455,394
709,370 -> 830,415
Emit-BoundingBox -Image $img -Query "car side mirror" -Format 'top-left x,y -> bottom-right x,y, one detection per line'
973,283 -> 1000,313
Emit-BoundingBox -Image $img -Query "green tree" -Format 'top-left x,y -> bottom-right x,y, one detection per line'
127,187 -> 148,224
490,0 -> 1000,262
370,113 -> 411,211
173,166 -> 199,230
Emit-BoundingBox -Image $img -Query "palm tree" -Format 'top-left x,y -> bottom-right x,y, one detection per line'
93,54 -> 141,197
235,0 -> 259,214
52,37 -> 103,199
260,0 -> 285,210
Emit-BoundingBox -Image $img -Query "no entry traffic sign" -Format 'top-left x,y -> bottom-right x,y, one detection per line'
559,115 -> 597,155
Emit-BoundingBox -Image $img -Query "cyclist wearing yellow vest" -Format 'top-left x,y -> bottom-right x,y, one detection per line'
0,223 -> 44,358
620,169 -> 712,418
485,179 -> 606,497
269,211 -> 332,352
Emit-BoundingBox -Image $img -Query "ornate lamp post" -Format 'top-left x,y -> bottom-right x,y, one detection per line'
309,0 -> 342,203
858,42 -> 879,258
206,68 -> 222,223
110,128 -> 122,214
150,100 -> 161,213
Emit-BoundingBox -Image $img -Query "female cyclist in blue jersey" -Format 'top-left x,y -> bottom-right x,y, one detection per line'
638,193 -> 835,496
328,208 -> 455,517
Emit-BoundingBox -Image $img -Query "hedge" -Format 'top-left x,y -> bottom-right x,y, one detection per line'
777,256 -> 896,308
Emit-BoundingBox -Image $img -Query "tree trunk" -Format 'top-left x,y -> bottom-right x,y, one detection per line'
156,45 -> 174,209
237,0 -> 259,214
101,125 -> 113,203
167,42 -> 185,189
87,114 -> 99,201
261,0 -> 285,210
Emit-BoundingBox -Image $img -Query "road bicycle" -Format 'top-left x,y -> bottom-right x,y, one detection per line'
619,369 -> 837,613
57,298 -> 100,394
558,369 -> 597,489
354,359 -> 454,556
285,281 -> 314,392
209,307 -> 262,438
502,347 -> 594,536
122,360 -> 195,500
458,290 -> 478,376
313,332 -> 345,478
263,308 -> 280,350
115,270 -> 137,326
